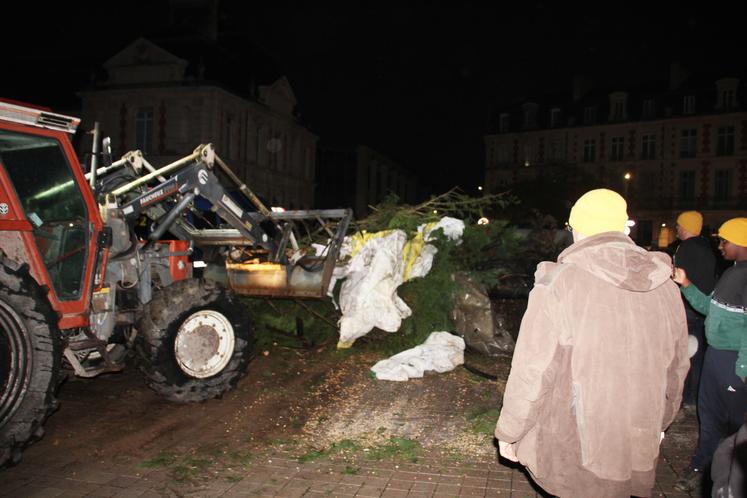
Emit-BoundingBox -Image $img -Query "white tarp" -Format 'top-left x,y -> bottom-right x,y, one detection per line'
370,331 -> 466,381
336,231 -> 411,346
331,217 -> 465,348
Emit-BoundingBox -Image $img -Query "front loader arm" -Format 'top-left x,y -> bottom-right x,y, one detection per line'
117,162 -> 276,253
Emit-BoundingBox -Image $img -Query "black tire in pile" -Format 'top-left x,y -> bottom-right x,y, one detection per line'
135,278 -> 253,403
0,256 -> 61,468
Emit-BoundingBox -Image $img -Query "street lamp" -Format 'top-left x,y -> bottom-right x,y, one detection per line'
623,171 -> 632,198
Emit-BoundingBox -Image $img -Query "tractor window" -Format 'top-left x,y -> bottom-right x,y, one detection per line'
0,129 -> 88,300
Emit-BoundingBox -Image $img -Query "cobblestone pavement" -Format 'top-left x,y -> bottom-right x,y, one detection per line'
0,410 -> 702,498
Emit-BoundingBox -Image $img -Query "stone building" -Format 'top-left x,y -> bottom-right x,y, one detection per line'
316,144 -> 419,218
79,37 -> 317,209
484,65 -> 747,246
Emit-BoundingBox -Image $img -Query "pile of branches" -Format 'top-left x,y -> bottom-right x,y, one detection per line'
244,188 -> 559,352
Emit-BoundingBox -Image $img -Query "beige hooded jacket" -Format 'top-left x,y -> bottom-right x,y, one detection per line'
495,232 -> 689,498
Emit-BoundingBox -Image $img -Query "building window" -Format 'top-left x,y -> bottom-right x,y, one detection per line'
683,95 -> 695,114
679,170 -> 695,200
679,129 -> 697,158
612,100 -> 625,120
135,107 -> 154,154
717,126 -> 735,155
583,139 -> 596,162
715,169 -> 733,202
488,143 -> 495,165
641,134 -> 656,159
496,144 -> 510,164
223,114 -> 233,159
642,99 -> 656,118
523,143 -> 536,167
522,104 -> 538,129
608,92 -> 628,121
547,139 -> 563,161
721,89 -> 736,108
716,78 -> 739,109
610,136 -> 625,161
583,106 -> 597,124
550,108 -> 561,128
499,113 -> 509,132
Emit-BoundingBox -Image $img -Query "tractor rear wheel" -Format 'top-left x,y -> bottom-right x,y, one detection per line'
0,256 -> 61,468
135,278 -> 253,403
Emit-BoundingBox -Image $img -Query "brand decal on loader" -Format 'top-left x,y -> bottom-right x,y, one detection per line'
139,179 -> 179,208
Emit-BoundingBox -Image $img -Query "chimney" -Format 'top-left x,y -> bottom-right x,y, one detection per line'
572,76 -> 595,101
669,62 -> 690,90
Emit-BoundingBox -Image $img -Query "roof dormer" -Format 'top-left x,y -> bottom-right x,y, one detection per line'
608,91 -> 628,122
715,78 -> 739,110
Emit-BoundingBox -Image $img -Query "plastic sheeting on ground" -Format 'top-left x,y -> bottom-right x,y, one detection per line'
370,331 -> 466,381
330,217 -> 464,348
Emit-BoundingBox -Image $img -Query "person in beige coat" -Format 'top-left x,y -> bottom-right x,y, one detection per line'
495,189 -> 690,498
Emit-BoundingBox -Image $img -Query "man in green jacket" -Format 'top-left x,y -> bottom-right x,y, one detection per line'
673,217 -> 747,492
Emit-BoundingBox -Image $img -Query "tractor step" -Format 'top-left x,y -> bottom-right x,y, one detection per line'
62,344 -> 127,378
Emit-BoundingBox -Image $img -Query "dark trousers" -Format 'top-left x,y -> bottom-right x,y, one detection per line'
683,310 -> 706,405
692,348 -> 747,470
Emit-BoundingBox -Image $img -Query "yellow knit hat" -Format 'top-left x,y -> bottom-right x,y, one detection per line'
719,218 -> 747,247
568,189 -> 628,237
677,211 -> 703,235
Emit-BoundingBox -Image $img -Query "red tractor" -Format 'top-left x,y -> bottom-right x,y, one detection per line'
0,100 -> 350,466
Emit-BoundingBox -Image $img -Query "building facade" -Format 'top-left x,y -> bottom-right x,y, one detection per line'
79,38 -> 317,209
484,67 -> 747,246
316,144 -> 419,218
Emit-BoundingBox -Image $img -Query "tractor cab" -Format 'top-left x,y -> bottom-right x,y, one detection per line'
0,100 -> 103,329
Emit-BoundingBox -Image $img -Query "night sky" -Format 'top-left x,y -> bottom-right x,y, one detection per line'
3,2 -> 745,195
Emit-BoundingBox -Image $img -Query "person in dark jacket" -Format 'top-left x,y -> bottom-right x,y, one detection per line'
711,414 -> 747,498
674,211 -> 717,409
673,217 -> 747,492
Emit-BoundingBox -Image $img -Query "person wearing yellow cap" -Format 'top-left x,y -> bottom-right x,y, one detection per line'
673,217 -> 747,492
673,211 -> 717,412
496,189 -> 689,498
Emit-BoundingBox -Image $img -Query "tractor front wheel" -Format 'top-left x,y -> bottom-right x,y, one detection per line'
0,257 -> 61,468
135,279 -> 253,403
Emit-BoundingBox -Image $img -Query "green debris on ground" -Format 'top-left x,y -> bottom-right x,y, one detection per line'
467,406 -> 501,436
244,296 -> 340,350
365,437 -> 420,462
297,438 -> 361,463
139,452 -> 178,469
296,437 -> 421,464
139,447 -> 256,483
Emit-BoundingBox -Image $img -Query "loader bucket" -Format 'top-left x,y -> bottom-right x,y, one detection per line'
226,260 -> 330,298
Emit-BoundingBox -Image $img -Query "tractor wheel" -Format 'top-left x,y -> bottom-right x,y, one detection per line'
135,278 -> 253,403
0,257 -> 61,468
